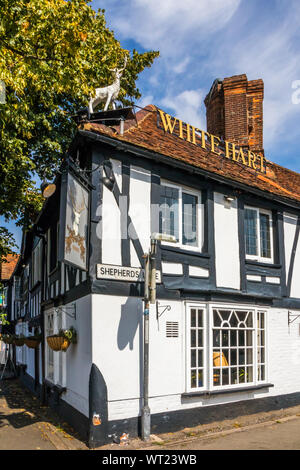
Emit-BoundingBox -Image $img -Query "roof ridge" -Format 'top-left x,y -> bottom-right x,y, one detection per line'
123,104 -> 156,135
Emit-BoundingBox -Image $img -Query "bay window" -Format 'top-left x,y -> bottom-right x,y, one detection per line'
244,206 -> 273,262
159,182 -> 201,250
186,304 -> 267,392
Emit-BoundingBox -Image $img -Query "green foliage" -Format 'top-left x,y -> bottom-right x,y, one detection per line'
59,326 -> 77,344
0,313 -> 9,325
0,227 -> 18,260
0,0 -> 159,251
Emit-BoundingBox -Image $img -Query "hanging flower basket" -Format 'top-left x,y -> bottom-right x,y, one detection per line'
14,336 -> 25,347
46,327 -> 77,352
47,335 -> 70,352
25,336 -> 41,349
2,334 -> 13,344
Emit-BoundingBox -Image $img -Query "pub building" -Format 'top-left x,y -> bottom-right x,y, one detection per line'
5,73 -> 300,447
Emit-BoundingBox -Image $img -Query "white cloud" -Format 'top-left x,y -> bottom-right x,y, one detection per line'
98,0 -> 241,55
93,0 -> 300,170
172,57 -> 190,75
160,89 -> 205,129
136,94 -> 154,109
208,2 -> 300,158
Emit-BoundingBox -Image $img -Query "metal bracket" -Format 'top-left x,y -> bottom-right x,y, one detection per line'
55,303 -> 76,320
156,301 -> 171,320
288,311 -> 300,325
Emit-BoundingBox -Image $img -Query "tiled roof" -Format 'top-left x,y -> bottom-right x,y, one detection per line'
0,254 -> 19,281
81,105 -> 300,205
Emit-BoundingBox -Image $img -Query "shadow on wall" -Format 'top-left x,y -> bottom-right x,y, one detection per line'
117,297 -> 143,351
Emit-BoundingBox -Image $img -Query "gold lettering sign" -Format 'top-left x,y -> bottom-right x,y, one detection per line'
157,109 -> 266,173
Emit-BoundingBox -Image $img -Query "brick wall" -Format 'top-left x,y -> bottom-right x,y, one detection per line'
205,74 -> 264,154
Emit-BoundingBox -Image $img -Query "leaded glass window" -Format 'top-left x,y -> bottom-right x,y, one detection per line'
159,183 -> 201,249
244,207 -> 272,261
212,309 -> 254,387
187,305 -> 267,392
189,308 -> 205,389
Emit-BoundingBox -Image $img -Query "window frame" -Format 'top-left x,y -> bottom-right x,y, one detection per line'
32,239 -> 42,288
45,308 -> 66,387
185,303 -> 268,393
244,205 -> 274,263
159,180 -> 202,252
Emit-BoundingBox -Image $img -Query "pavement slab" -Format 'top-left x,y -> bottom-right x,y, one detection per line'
0,378 -> 88,450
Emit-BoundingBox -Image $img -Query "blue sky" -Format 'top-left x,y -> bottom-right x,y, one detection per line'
2,0 -> 300,250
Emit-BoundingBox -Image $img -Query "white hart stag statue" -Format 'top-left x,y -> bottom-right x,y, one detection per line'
88,57 -> 128,113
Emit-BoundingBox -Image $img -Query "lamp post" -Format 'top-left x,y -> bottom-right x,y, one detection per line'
141,233 -> 176,441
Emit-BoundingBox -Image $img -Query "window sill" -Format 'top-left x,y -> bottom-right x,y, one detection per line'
245,259 -> 281,269
161,244 -> 210,258
44,379 -> 66,395
181,383 -> 274,399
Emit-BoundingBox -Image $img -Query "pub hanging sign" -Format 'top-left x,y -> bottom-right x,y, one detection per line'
157,109 -> 266,173
59,170 -> 89,271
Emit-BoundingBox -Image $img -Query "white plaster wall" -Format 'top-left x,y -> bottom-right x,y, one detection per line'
91,294 -> 184,421
214,192 -> 240,289
97,299 -> 300,421
101,159 -> 122,266
149,301 -> 183,397
91,294 -> 143,405
129,165 -> 151,268
267,307 -> 300,396
63,295 -> 92,418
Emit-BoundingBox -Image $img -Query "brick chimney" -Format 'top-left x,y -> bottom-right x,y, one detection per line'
204,74 -> 264,155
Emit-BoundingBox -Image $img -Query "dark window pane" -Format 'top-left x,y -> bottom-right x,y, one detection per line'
246,349 -> 253,365
191,309 -> 196,327
159,186 -> 179,241
197,370 -> 203,387
245,208 -> 257,255
230,349 -> 237,365
246,312 -> 253,327
231,367 -> 238,385
239,368 -> 246,383
239,348 -> 245,365
259,213 -> 271,258
191,349 -> 196,367
230,312 -> 238,327
230,330 -> 237,346
238,330 -> 245,346
191,370 -> 196,388
182,193 -> 197,246
222,331 -> 229,347
191,329 -> 196,347
247,366 -> 253,383
213,310 -> 222,327
213,369 -> 220,386
222,368 -> 229,386
198,350 -> 203,367
213,330 -> 220,347
198,330 -> 203,347
246,331 -> 253,346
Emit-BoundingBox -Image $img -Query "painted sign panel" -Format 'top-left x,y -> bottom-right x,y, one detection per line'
59,171 -> 89,270
96,264 -> 161,283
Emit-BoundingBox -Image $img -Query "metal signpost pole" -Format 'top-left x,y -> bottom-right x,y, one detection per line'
141,252 -> 151,441
141,234 -> 176,441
